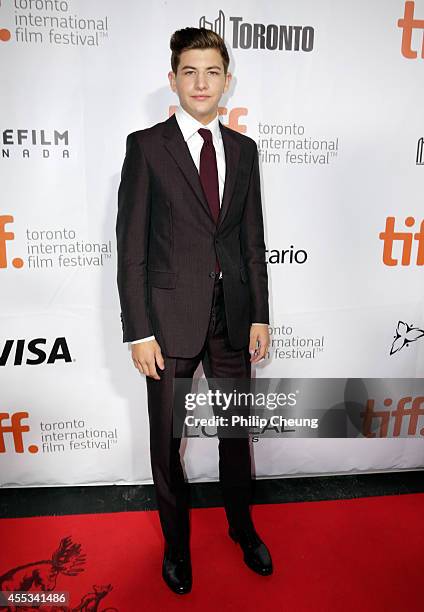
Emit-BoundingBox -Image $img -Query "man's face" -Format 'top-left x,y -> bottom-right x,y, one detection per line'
168,48 -> 231,125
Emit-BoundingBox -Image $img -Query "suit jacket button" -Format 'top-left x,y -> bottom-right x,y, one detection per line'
209,272 -> 216,278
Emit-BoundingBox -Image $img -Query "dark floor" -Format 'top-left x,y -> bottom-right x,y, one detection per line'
0,470 -> 423,519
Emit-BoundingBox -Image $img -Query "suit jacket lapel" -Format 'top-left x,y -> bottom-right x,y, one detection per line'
162,113 -> 240,228
217,120 -> 240,229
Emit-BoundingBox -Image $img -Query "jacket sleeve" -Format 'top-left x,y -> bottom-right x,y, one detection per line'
116,132 -> 153,342
240,142 -> 270,325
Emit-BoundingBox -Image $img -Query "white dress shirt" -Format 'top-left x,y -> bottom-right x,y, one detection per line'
131,104 -> 266,345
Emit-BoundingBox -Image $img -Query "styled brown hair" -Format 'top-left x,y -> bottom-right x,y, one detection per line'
170,27 -> 230,75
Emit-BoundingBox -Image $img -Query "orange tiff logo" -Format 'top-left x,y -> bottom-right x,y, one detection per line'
0,412 -> 37,453
363,396 -> 424,437
398,1 -> 424,58
379,216 -> 424,266
0,215 -> 23,269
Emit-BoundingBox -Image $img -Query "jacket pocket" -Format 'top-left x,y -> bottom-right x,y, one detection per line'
148,268 -> 177,289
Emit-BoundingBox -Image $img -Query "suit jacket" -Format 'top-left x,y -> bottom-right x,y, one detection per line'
116,112 -> 269,358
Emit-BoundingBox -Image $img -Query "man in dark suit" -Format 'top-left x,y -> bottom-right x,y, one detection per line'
116,27 -> 272,594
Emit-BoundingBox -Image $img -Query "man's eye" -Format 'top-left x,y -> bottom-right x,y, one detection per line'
184,71 -> 219,76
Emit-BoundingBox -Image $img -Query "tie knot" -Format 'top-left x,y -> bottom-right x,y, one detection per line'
198,128 -> 213,144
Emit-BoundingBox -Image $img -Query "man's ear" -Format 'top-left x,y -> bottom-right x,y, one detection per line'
224,72 -> 232,93
168,71 -> 176,92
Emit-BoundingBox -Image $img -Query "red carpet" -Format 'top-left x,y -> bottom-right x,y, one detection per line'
1,493 -> 423,611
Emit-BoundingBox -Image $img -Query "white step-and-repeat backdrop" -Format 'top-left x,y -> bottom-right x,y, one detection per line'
1,0 -> 424,486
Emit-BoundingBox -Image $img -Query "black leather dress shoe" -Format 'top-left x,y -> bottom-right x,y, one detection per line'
162,549 -> 192,594
228,526 -> 273,575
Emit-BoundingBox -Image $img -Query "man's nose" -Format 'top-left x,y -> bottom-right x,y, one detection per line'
195,75 -> 208,89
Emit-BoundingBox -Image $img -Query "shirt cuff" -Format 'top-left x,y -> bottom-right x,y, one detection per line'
130,335 -> 156,344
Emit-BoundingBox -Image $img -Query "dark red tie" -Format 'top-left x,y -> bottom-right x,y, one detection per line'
198,128 -> 221,274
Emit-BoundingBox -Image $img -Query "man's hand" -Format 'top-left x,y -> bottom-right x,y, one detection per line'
131,339 -> 165,380
249,324 -> 270,363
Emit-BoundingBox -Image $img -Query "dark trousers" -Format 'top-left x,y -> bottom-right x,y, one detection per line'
146,277 -> 253,554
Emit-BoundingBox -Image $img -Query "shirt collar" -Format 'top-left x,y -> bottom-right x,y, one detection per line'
175,104 -> 221,143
